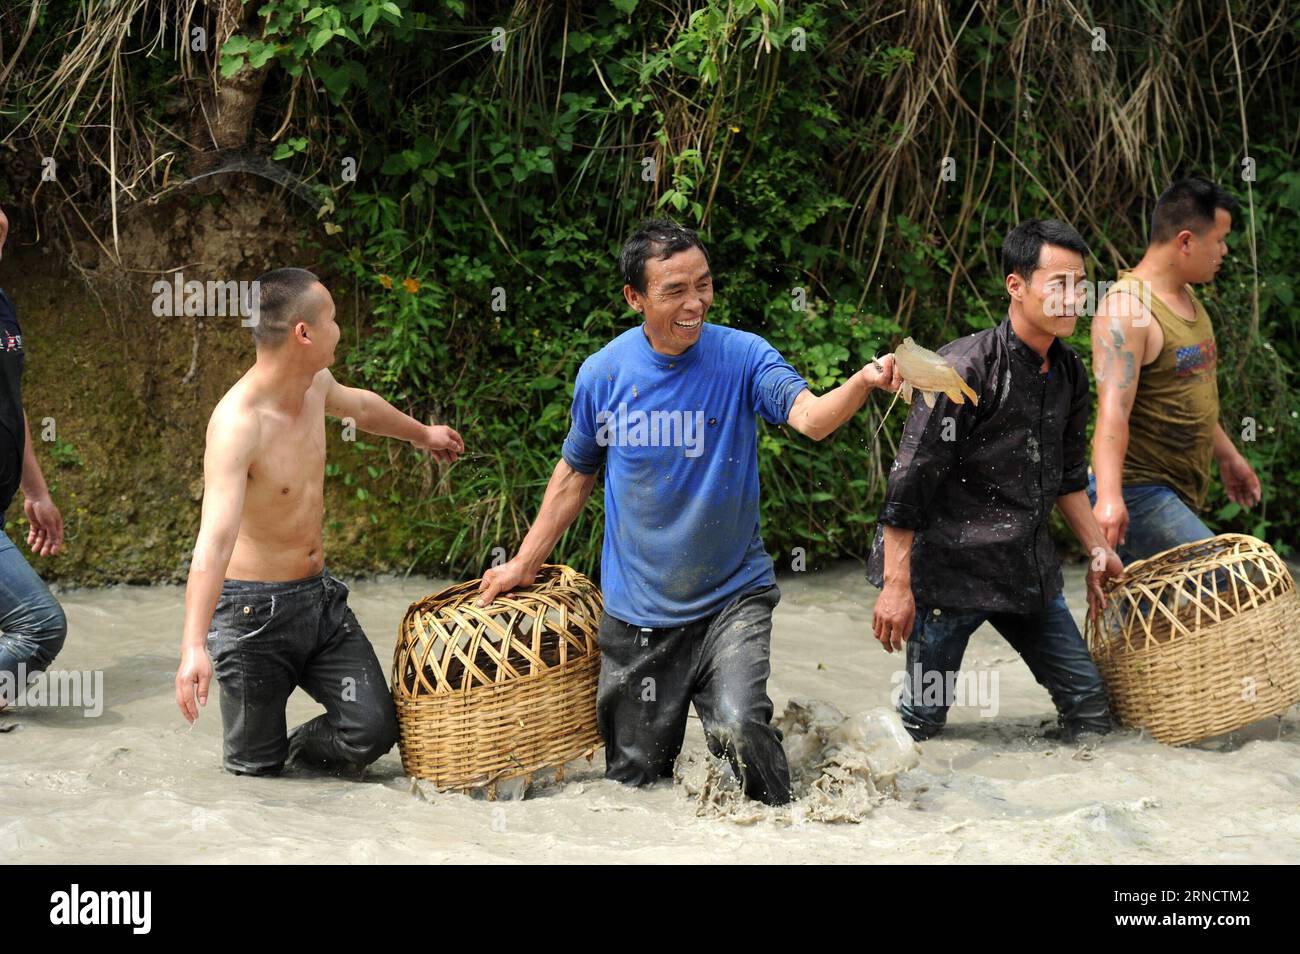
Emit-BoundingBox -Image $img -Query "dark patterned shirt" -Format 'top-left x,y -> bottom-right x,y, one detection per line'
866,316 -> 1090,614
0,288 -> 26,520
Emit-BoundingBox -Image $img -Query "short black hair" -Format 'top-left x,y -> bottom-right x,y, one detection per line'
249,267 -> 321,346
1149,176 -> 1240,245
619,218 -> 710,294
1001,218 -> 1090,280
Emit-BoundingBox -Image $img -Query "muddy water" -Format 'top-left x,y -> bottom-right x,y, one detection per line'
3,564 -> 1298,863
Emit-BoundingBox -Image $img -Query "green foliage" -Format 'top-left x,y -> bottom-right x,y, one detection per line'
46,439 -> 84,470
8,0 -> 1298,578
231,0 -> 1298,573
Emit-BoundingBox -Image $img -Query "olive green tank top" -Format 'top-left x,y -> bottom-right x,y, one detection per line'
1103,270 -> 1219,510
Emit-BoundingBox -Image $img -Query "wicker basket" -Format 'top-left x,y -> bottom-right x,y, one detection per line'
392,564 -> 603,795
1086,533 -> 1300,745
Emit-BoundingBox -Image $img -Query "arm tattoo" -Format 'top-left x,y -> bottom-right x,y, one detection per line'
1107,320 -> 1136,391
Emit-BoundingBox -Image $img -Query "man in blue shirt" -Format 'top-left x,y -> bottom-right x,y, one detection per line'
478,219 -> 900,804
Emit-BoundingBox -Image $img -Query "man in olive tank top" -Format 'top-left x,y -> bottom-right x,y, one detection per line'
1089,176 -> 1261,562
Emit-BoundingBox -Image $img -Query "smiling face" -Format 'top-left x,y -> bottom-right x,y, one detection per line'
1007,243 -> 1088,339
624,245 -> 713,355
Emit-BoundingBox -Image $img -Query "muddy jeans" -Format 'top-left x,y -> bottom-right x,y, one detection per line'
0,526 -> 68,687
899,590 -> 1111,742
207,568 -> 398,775
596,583 -> 792,805
1086,474 -> 1214,563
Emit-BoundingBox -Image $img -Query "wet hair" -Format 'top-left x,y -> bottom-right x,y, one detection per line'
1149,176 -> 1240,245
619,218 -> 710,294
1001,218 -> 1090,280
249,267 -> 321,346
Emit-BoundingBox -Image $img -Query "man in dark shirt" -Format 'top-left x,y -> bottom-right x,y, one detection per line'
0,205 -> 69,708
867,219 -> 1123,743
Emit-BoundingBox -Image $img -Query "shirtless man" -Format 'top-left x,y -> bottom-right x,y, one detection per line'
173,267 -> 464,775
1089,176 -> 1261,561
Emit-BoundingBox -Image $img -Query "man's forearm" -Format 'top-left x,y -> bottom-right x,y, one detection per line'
1212,423 -> 1240,463
1092,406 -> 1129,498
355,391 -> 426,442
181,535 -> 235,649
514,461 -> 597,573
793,371 -> 873,440
19,413 -> 50,499
881,524 -> 914,587
1057,490 -> 1108,553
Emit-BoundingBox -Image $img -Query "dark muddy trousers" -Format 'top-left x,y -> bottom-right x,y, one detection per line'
596,584 -> 792,805
207,568 -> 398,776
899,591 -> 1112,742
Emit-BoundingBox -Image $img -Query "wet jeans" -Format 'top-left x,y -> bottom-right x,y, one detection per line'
596,584 -> 792,805
207,568 -> 398,775
898,590 -> 1111,742
0,526 -> 67,692
1086,474 -> 1214,564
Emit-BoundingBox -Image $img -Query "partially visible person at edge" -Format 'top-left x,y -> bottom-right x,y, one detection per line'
868,218 -> 1124,744
0,204 -> 69,711
1089,176 -> 1261,562
476,218 -> 902,805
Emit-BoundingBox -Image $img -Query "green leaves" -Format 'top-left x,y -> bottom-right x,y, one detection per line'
221,1 -> 402,82
209,0 -> 1300,567
271,136 -> 309,160
1216,502 -> 1243,521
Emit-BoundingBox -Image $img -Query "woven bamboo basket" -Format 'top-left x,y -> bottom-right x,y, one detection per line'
1086,533 -> 1300,745
392,564 -> 603,795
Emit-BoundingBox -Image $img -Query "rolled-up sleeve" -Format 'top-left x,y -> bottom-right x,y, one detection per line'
749,336 -> 809,425
560,363 -> 606,475
1059,353 -> 1091,494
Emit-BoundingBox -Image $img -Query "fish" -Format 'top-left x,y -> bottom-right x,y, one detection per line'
893,337 -> 979,409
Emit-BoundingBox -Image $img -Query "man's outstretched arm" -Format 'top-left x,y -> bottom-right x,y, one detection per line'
476,459 -> 598,605
786,354 -> 901,441
319,369 -> 464,463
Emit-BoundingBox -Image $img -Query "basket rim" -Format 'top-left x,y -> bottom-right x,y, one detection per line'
1099,532 -> 1282,594
404,563 -> 594,616
394,649 -> 600,701
394,562 -> 602,697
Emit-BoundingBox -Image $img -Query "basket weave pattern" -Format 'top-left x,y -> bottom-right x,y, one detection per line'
392,564 -> 603,792
1086,533 -> 1300,745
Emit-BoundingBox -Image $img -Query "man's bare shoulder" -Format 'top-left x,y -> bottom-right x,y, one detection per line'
206,376 -> 262,454
1095,286 -> 1153,330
